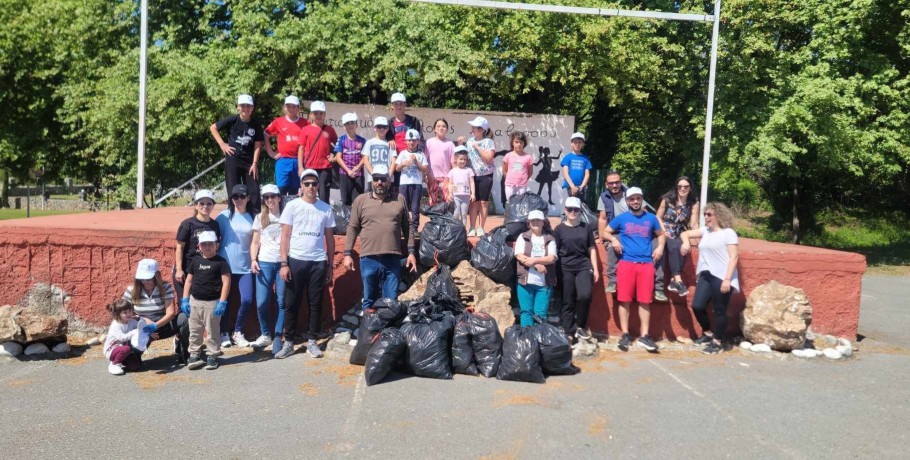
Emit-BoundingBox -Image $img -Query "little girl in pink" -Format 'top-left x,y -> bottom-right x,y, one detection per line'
502,131 -> 533,201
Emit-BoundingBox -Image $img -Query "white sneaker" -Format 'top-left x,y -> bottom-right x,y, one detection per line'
476,227 -> 485,237
232,331 -> 250,348
467,229 -> 477,237
250,334 -> 272,348
220,333 -> 233,348
108,363 -> 125,376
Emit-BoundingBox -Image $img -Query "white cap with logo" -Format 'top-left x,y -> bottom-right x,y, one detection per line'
300,168 -> 319,180
198,231 -> 218,243
391,92 -> 406,103
260,184 -> 280,196
193,189 -> 215,203
405,129 -> 421,140
310,100 -> 326,112
625,187 -> 644,198
373,116 -> 389,126
341,113 -> 358,125
371,164 -> 390,177
528,210 -> 546,221
564,196 -> 582,209
135,259 -> 159,280
468,116 -> 489,130
284,95 -> 300,106
237,94 -> 254,106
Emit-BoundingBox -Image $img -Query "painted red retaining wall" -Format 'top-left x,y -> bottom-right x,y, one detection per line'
0,208 -> 866,339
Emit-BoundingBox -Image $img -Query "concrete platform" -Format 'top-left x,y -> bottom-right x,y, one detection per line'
0,206 -> 866,338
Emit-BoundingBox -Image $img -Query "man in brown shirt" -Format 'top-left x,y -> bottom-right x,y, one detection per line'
343,164 -> 417,310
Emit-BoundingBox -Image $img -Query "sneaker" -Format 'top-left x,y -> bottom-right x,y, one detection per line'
618,333 -> 632,352
274,341 -> 295,359
108,363 -> 125,376
307,340 -> 324,358
576,327 -> 592,341
654,290 -> 668,302
673,280 -> 688,296
702,341 -> 723,355
638,335 -> 659,352
220,333 -> 232,348
476,227 -> 485,237
187,354 -> 205,370
204,355 -> 219,370
694,333 -> 715,346
666,282 -> 678,294
467,229 -> 476,237
250,335 -> 273,349
605,282 -> 617,293
232,331 -> 250,348
176,353 -> 188,366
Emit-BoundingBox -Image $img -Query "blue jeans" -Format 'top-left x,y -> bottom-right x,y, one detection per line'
221,273 -> 254,334
255,261 -> 286,338
360,254 -> 402,310
517,283 -> 551,327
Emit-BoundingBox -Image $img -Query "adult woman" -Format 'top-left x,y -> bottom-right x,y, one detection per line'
515,210 -> 558,327
249,184 -> 286,350
174,190 -> 221,301
554,197 -> 600,341
463,116 -> 495,237
425,118 -> 455,205
123,258 -> 189,365
656,176 -> 699,296
216,184 -> 256,348
680,202 -> 740,354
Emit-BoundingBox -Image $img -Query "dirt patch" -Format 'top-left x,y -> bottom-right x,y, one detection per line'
542,380 -> 586,393
588,415 -> 609,436
313,363 -> 362,386
491,389 -> 545,408
59,354 -> 100,366
298,383 -> 320,396
5,378 -> 37,388
132,373 -> 209,390
634,376 -> 655,385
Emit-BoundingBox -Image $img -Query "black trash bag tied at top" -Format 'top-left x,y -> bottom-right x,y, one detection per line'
531,319 -> 579,376
349,308 -> 383,366
470,225 -> 516,285
452,310 -> 503,378
364,328 -> 408,386
400,314 -> 456,380
425,263 -> 460,300
419,213 -> 470,268
496,325 -> 545,384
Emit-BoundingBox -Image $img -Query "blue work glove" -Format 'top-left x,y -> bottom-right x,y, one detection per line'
180,298 -> 190,316
214,300 -> 228,317
142,322 -> 158,333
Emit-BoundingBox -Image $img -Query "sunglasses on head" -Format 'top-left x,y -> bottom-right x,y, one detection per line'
301,182 -> 318,188
231,194 -> 248,200
565,207 -> 580,213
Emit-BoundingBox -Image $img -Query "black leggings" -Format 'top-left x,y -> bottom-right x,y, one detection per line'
665,237 -> 684,277
561,268 -> 594,332
691,271 -> 732,341
312,168 -> 332,203
283,258 -> 327,342
224,159 -> 261,210
339,174 -> 364,206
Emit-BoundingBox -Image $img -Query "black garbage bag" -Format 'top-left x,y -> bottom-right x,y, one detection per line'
333,204 -> 352,235
532,321 -> 578,376
400,315 -> 456,379
425,264 -> 460,300
420,201 -> 455,217
373,298 -> 407,329
350,309 -> 383,366
470,226 -> 516,285
505,193 -> 548,224
419,214 -> 469,268
405,293 -> 465,323
452,317 -> 478,375
496,325 -> 545,383
364,328 -> 408,386
452,311 -> 502,377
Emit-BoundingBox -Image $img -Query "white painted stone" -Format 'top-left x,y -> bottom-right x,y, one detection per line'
804,349 -> 822,358
334,331 -> 352,345
1,341 -> 23,357
52,343 -> 71,353
348,339 -> 358,347
86,337 -> 100,346
750,344 -> 772,353
791,349 -> 808,358
24,343 -> 50,356
823,348 -> 843,360
835,345 -> 853,357
739,341 -> 753,350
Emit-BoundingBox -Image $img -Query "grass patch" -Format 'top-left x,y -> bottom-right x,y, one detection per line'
0,209 -> 89,220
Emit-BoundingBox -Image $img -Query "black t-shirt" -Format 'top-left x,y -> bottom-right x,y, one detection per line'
554,222 -> 595,272
215,114 -> 264,166
176,217 -> 221,269
187,255 -> 231,301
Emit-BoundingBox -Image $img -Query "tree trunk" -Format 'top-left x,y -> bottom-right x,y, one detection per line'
791,179 -> 800,244
0,169 -> 8,208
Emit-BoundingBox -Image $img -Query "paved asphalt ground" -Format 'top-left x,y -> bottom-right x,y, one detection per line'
1,275 -> 908,459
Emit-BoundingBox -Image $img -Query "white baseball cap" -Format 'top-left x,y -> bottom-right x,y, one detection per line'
284,95 -> 300,106
373,116 -> 389,126
391,92 -> 406,103
405,129 -> 421,140
341,112 -> 358,125
135,259 -> 159,280
197,231 -> 218,243
310,100 -> 326,112
237,94 -> 254,106
570,132 -> 585,141
300,168 -> 319,180
528,210 -> 546,221
193,189 -> 215,203
260,184 -> 280,196
371,164 -> 390,177
453,145 -> 468,154
564,196 -> 582,209
625,187 -> 644,198
468,116 -> 489,130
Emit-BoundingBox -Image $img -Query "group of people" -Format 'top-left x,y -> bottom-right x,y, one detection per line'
101,93 -> 741,375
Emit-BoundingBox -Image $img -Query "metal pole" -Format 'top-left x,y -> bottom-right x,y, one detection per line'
699,0 -> 721,228
136,0 -> 148,209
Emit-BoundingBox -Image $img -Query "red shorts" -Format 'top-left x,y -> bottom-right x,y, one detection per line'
616,260 -> 655,304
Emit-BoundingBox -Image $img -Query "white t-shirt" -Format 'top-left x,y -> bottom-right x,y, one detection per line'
103,319 -> 138,359
696,227 -> 740,292
362,138 -> 394,184
252,212 -> 282,263
514,234 -> 558,286
278,199 -> 335,262
396,150 -> 428,185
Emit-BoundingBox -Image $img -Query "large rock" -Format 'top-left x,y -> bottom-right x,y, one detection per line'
15,312 -> 68,342
399,270 -> 434,302
474,291 -> 514,337
0,306 -> 25,342
23,343 -> 50,356
1,341 -> 23,357
742,281 -> 812,351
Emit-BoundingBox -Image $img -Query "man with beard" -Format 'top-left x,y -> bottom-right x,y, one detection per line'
601,187 -> 666,352
343,164 -> 417,310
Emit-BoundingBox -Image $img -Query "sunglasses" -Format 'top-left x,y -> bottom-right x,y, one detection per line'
565,207 -> 580,213
704,212 -> 715,217
372,177 -> 389,183
263,194 -> 280,200
196,201 -> 214,207
606,181 -> 622,186
677,185 -> 691,190
231,194 -> 249,200
301,182 -> 319,188
375,125 -> 388,129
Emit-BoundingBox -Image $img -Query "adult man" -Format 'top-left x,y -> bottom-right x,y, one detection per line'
276,169 -> 335,359
385,92 -> 423,197
597,170 -> 667,301
264,95 -> 308,196
343,164 -> 417,311
297,100 -> 338,203
601,187 -> 666,352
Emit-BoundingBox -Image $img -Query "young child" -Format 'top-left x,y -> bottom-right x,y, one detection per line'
462,116 -> 495,237
264,95 -> 308,196
181,230 -> 231,370
502,131 -> 533,201
362,116 -> 395,191
560,132 -> 593,198
395,129 -> 429,234
425,118 -> 454,205
447,146 -> 475,228
103,299 -> 142,376
334,112 -> 366,205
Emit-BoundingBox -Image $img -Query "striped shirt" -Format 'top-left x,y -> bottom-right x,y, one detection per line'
122,283 -> 176,321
